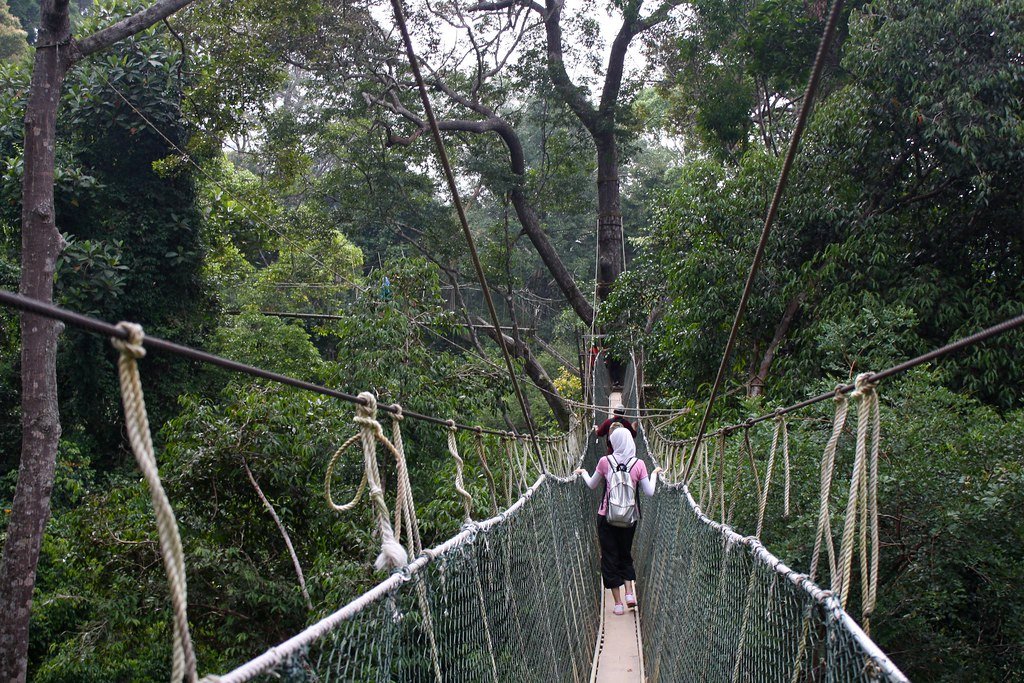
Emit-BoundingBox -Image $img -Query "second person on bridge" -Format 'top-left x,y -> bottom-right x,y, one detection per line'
575,427 -> 661,615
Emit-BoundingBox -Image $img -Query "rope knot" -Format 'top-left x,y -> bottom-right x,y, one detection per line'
446,419 -> 457,432
474,425 -> 483,434
111,321 -> 146,359
744,418 -> 755,429
833,384 -> 848,404
356,391 -> 378,418
853,372 -> 877,397
774,407 -> 784,420
391,403 -> 404,421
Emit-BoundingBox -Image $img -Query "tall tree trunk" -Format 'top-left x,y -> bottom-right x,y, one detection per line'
749,291 -> 806,397
0,4 -> 70,679
0,2 -> 197,678
595,133 -> 624,302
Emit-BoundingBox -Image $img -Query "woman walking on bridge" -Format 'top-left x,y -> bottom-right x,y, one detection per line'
575,427 -> 661,615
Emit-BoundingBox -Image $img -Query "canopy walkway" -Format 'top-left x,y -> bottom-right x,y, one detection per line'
202,356 -> 907,683
4,289 -> 1023,682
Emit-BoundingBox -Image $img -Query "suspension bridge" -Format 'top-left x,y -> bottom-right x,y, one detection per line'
17,291 -> 1024,682
2,0 -> 1020,678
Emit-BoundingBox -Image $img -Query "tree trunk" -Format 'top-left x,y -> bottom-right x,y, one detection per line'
0,4 -> 70,679
0,1 -> 197,677
595,133 -> 624,302
749,291 -> 806,397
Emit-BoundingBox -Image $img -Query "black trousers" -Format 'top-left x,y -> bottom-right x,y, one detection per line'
597,515 -> 636,589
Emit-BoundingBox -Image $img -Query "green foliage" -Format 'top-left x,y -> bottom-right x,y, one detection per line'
2,0 -> 1018,678
0,0 -> 27,60
714,372 -> 1024,680
610,0 -> 1024,412
657,0 -> 833,155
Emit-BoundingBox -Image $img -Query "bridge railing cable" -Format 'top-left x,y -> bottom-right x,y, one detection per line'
684,0 -> 847,481
0,288 -> 535,439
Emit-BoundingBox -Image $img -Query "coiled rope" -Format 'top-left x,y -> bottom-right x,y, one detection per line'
835,373 -> 881,631
446,421 -> 475,521
324,392 -> 411,571
755,412 -> 791,537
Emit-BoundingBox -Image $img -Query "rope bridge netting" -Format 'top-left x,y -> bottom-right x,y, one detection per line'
202,365 -> 611,683
627,359 -> 908,683
213,475 -> 600,682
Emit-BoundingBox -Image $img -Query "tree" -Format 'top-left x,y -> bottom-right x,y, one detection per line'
258,0 -> 681,325
605,0 -> 1023,411
0,0 -> 203,679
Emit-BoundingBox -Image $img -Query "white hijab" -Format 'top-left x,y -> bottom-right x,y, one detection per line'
609,427 -> 636,465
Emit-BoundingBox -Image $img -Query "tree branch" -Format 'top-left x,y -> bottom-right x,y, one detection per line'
467,0 -> 545,14
74,0 -> 194,59
474,316 -> 570,428
542,0 -> 598,132
241,456 -> 313,612
368,88 -> 595,323
749,291 -> 807,397
533,335 -> 579,377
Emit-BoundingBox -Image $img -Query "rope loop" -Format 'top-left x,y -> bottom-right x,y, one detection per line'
852,371 -> 877,398
391,403 -> 404,421
835,371 -> 882,630
809,387 -> 850,584
473,427 -> 499,514
446,422 -> 474,521
325,391 -> 410,572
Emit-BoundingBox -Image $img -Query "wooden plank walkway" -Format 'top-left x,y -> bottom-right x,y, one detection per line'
592,587 -> 645,682
589,391 -> 646,683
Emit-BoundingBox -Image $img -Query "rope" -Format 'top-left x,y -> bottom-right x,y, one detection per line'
474,428 -> 500,515
324,392 -> 410,571
390,405 -> 422,556
447,421 -> 475,521
682,0 -> 848,479
755,412 -> 790,537
834,373 -> 881,630
714,432 -> 727,522
111,322 -> 197,683
809,387 -> 848,583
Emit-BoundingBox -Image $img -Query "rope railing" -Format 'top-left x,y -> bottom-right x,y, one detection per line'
654,310 -> 1024,450
205,394 -> 603,682
0,288 -> 547,439
625,358 -> 910,683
